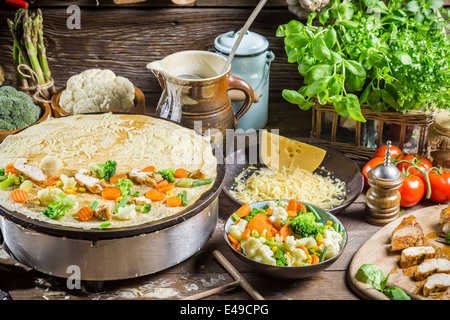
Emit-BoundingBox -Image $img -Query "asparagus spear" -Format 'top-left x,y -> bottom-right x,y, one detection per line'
35,9 -> 54,93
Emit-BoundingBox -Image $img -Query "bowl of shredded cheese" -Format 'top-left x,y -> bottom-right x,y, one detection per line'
224,139 -> 364,214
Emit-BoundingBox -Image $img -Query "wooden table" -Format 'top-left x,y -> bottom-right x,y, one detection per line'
0,190 -> 434,301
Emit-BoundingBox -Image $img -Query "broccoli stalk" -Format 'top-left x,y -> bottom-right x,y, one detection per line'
43,192 -> 77,220
0,174 -> 22,189
88,160 -> 117,181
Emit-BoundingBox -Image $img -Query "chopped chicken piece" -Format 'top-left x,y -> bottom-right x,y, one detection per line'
128,169 -> 163,188
132,196 -> 152,206
399,246 -> 436,268
13,158 -> 47,186
391,215 -> 425,251
94,202 -> 113,221
414,258 -> 450,281
74,169 -> 105,194
439,206 -> 450,234
188,169 -> 206,180
423,273 -> 450,297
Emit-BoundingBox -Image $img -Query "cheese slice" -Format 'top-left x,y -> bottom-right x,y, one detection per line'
260,131 -> 326,172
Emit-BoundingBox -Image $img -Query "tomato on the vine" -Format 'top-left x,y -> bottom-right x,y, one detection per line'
398,174 -> 425,207
427,168 -> 450,203
396,154 -> 432,184
373,144 -> 403,160
362,157 -> 385,187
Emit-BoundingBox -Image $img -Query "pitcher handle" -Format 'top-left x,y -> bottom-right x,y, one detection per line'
226,74 -> 254,126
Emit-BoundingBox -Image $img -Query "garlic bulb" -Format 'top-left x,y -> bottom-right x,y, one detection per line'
286,0 -> 330,19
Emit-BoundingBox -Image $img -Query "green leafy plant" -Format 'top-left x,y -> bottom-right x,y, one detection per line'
277,0 -> 450,122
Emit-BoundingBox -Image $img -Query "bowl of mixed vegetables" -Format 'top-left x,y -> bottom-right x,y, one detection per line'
223,199 -> 347,279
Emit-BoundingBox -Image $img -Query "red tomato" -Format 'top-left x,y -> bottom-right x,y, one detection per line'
398,174 -> 425,207
373,144 -> 403,160
396,154 -> 432,184
428,169 -> 450,203
362,157 -> 385,187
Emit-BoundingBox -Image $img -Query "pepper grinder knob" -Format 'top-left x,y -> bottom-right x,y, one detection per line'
364,141 -> 404,226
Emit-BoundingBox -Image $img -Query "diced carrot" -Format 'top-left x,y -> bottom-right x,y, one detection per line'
271,226 -> 279,235
101,187 -> 122,200
287,210 -> 297,218
158,183 -> 175,193
10,189 -> 28,203
109,174 -> 127,184
166,196 -> 182,207
46,176 -> 61,187
5,163 -> 16,174
248,213 -> 272,234
266,207 -> 272,215
77,206 -> 94,221
145,189 -> 166,202
236,204 -> 251,218
236,242 -> 242,253
142,166 -> 156,172
287,199 -> 297,211
266,230 -> 274,239
156,180 -> 169,190
311,254 -> 320,265
242,228 -> 251,239
279,221 -> 292,240
174,168 -> 188,179
296,202 -> 306,213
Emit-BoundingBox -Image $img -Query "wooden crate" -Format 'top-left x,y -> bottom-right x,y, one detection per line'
311,104 -> 437,162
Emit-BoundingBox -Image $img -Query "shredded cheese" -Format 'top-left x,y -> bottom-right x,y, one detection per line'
230,166 -> 346,210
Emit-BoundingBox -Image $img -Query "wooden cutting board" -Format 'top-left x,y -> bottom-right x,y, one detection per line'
348,204 -> 450,300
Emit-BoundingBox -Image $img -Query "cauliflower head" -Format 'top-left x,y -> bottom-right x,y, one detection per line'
116,204 -> 137,220
228,219 -> 248,242
59,69 -> 135,114
321,229 -> 343,259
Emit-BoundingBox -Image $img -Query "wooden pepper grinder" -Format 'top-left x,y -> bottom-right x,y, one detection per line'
364,141 -> 404,226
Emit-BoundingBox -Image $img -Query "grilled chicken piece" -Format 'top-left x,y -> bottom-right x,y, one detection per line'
423,273 -> 450,297
13,158 -> 47,186
94,202 -> 113,221
128,169 -> 163,188
74,169 -> 105,194
132,196 -> 152,206
391,215 -> 425,251
188,169 -> 206,180
414,258 -> 450,281
399,246 -> 436,268
439,206 -> 450,234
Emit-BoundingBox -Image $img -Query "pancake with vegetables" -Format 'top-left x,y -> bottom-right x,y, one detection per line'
0,113 -> 217,229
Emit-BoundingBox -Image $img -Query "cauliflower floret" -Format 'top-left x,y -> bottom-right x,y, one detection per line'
60,174 -> 77,191
321,229 -> 343,259
59,69 -> 135,114
286,247 -> 308,266
269,206 -> 288,225
228,219 -> 248,242
241,237 -> 276,266
39,155 -> 63,178
37,187 -> 63,206
284,235 -> 317,251
116,204 -> 137,220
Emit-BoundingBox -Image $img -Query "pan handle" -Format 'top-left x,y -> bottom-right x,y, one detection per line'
0,228 -> 11,300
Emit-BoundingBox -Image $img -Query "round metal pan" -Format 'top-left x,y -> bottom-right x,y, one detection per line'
223,138 -> 364,215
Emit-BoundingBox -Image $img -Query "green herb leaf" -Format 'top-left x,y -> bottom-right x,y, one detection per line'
312,37 -> 331,61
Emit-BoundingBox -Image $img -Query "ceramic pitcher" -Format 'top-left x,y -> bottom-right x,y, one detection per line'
147,51 -> 254,140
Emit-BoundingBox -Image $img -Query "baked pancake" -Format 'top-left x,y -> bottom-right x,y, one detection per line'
0,113 -> 217,229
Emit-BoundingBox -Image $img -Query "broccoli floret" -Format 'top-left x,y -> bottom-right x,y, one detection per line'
0,173 -> 22,189
288,211 -> 326,238
0,86 -> 41,131
42,192 -> 77,220
114,178 -> 133,196
88,160 -> 117,181
140,203 -> 151,213
0,168 -> 5,176
273,248 -> 286,266
157,168 -> 175,183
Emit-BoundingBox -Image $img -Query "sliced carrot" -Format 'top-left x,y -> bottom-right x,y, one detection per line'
266,207 -> 272,215
5,163 -> 16,175
142,166 -> 156,172
297,246 -> 309,256
296,202 -> 306,213
155,180 -> 169,190
278,221 -> 292,240
242,227 -> 251,240
311,254 -> 320,265
166,196 -> 182,207
271,226 -> 279,235
109,174 -> 127,184
287,199 -> 297,211
145,189 -> 166,202
287,210 -> 297,218
158,183 -> 175,193
174,168 -> 188,179
227,233 -> 239,245
101,187 -> 122,200
77,206 -> 94,221
236,204 -> 251,218
248,213 -> 272,234
64,189 -> 78,195
10,189 -> 28,203
46,176 -> 61,187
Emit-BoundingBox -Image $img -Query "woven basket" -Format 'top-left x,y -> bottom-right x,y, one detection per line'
311,103 -> 437,162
